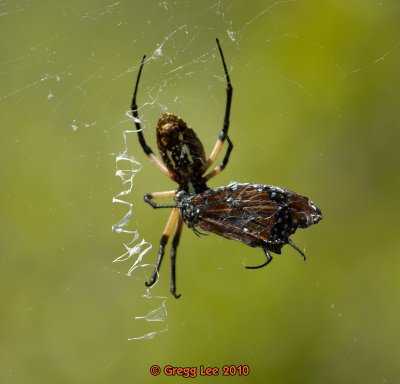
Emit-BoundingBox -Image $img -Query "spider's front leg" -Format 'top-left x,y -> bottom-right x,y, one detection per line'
204,134 -> 233,181
203,38 -> 234,181
131,54 -> 175,179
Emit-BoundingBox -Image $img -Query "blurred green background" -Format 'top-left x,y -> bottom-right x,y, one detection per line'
1,0 -> 400,383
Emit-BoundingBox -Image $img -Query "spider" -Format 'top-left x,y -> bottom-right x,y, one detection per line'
131,39 -> 233,298
131,39 -> 322,299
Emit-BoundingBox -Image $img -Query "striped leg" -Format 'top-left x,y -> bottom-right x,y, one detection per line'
145,208 -> 180,289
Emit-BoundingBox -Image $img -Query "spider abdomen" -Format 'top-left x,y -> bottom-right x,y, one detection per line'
156,112 -> 209,192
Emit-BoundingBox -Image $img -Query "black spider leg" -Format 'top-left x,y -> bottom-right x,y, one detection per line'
145,235 -> 167,289
131,55 -> 173,178
145,208 -> 180,291
131,55 -> 151,154
204,38 -> 234,180
170,217 -> 183,298
245,248 -> 273,269
144,191 -> 176,209
217,134 -> 233,175
216,37 -> 233,139
288,239 -> 306,261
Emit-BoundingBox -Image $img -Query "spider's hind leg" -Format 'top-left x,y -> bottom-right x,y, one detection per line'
170,217 -> 183,299
145,208 -> 180,291
145,235 -> 167,288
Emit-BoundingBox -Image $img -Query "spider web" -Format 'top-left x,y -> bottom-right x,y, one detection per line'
1,0 -> 400,383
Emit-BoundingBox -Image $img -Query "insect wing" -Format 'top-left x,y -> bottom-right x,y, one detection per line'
189,184 -> 288,250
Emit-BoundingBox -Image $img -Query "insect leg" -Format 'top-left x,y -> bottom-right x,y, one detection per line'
288,239 -> 306,261
170,216 -> 183,299
245,249 -> 273,269
145,208 -> 180,288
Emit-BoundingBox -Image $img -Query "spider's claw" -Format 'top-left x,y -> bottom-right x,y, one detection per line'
145,271 -> 159,288
171,290 -> 181,299
145,278 -> 156,288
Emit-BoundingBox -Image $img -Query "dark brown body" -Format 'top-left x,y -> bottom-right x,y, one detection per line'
177,182 -> 322,255
156,112 -> 209,194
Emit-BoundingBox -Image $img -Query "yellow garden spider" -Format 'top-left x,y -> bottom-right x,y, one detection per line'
131,39 -> 322,298
131,39 -> 233,298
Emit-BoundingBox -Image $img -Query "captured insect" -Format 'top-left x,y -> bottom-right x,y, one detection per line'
176,183 -> 322,267
131,39 -> 322,298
